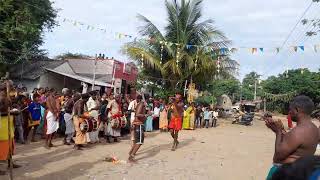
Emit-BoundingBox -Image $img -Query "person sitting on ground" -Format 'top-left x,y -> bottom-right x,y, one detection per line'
264,95 -> 320,180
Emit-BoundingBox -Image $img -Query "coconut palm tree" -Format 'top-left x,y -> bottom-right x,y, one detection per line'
123,0 -> 239,91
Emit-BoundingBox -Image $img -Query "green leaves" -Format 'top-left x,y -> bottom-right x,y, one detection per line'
123,0 -> 238,91
0,0 -> 57,66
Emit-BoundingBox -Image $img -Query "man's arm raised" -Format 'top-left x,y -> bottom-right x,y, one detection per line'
273,122 -> 302,162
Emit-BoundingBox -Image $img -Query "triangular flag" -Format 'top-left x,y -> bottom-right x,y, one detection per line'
276,48 -> 280,53
251,48 -> 257,54
314,45 -> 318,52
293,46 -> 298,52
299,46 -> 304,51
259,48 -> 264,52
87,25 -> 90,30
73,21 -> 77,26
230,48 -> 237,52
63,18 -> 66,22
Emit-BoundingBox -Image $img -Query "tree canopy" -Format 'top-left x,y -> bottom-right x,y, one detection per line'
123,0 -> 239,91
0,0 -> 57,74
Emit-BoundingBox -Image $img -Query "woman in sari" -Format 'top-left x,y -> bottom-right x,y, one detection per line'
159,104 -> 168,131
182,103 -> 195,130
145,109 -> 153,132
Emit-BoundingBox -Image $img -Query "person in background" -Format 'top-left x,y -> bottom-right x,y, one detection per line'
86,91 -> 100,143
73,93 -> 90,150
12,97 -> 25,144
212,108 -> 219,127
153,101 -> 161,130
195,105 -> 203,129
106,95 -> 122,143
45,95 -> 59,148
63,92 -> 76,145
145,108 -> 153,132
203,107 -> 210,128
27,93 -> 42,142
99,99 -> 108,138
159,102 -> 169,132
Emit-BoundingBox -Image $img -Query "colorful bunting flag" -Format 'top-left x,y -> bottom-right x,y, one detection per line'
259,48 -> 264,52
299,46 -> 304,51
293,46 -> 298,52
251,48 -> 257,54
276,48 -> 280,53
314,45 -> 318,52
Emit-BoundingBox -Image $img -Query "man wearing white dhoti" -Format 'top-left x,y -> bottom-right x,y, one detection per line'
106,95 -> 122,143
86,92 -> 100,143
45,95 -> 59,148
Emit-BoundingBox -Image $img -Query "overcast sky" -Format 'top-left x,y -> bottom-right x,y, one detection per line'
42,0 -> 320,80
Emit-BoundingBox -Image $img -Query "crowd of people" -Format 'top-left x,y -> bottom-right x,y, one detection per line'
7,86 -> 220,148
1,80 -> 320,179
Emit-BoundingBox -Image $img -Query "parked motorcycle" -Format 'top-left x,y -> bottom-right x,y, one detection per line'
232,112 -> 254,126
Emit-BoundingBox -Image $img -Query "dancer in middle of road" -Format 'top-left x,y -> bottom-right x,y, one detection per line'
128,95 -> 146,162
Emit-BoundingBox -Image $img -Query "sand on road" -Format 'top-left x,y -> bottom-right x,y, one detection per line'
2,119 -> 289,180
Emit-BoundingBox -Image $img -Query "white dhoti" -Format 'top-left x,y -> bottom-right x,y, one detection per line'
64,113 -> 74,134
106,118 -> 121,137
86,110 -> 99,143
46,111 -> 59,135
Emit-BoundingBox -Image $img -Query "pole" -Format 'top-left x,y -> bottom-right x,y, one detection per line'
112,60 -> 116,95
5,72 -> 13,180
254,80 -> 257,101
92,56 -> 97,91
264,98 -> 267,112
240,83 -> 242,101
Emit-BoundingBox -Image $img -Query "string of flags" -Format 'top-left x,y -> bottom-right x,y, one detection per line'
61,17 -> 320,55
62,18 -> 133,40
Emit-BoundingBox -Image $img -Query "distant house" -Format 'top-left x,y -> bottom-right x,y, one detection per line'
10,58 -> 138,94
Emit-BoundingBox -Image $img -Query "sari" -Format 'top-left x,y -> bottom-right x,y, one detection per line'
182,107 -> 194,130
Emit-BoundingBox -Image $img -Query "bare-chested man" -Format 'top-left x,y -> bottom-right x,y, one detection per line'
168,93 -> 184,151
264,95 -> 320,180
73,93 -> 90,150
128,95 -> 146,162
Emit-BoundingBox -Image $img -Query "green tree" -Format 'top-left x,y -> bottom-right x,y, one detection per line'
0,0 -> 57,75
262,68 -> 320,113
208,78 -> 240,102
55,52 -> 91,60
242,72 -> 262,100
123,0 -> 238,91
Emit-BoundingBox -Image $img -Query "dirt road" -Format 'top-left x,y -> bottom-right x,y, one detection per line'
2,119 -> 286,180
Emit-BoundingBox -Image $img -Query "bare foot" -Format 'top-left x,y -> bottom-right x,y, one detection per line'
128,155 -> 136,163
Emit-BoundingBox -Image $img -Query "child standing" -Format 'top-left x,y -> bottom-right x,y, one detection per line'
203,107 -> 210,128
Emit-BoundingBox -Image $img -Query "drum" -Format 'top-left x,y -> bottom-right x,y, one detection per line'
80,118 -> 98,132
120,116 -> 127,128
111,117 -> 120,129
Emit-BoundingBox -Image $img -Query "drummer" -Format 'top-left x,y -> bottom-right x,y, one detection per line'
106,95 -> 122,143
72,93 -> 90,150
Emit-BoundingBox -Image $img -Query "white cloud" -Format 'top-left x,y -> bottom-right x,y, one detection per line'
42,0 -> 320,79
